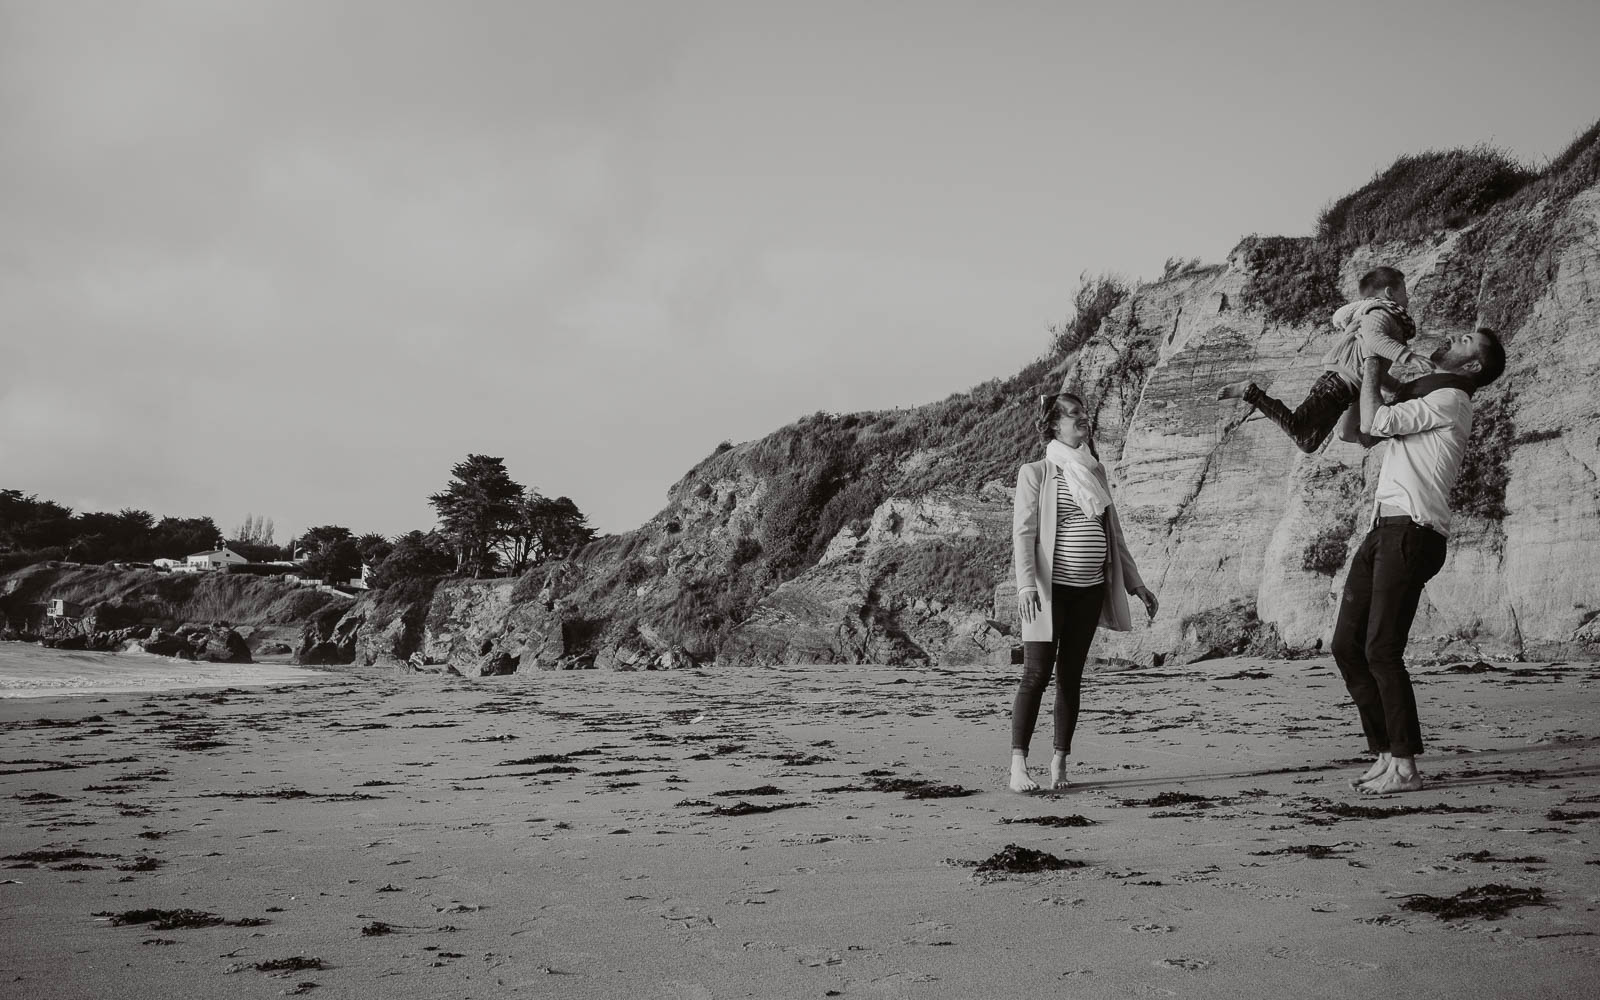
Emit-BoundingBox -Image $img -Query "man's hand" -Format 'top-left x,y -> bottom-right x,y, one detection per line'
1132,585 -> 1159,621
1018,589 -> 1042,624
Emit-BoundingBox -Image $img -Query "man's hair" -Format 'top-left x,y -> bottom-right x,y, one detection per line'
1473,328 -> 1506,388
1358,266 -> 1406,297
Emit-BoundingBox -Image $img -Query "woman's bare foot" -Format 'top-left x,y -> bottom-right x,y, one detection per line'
1217,380 -> 1251,400
1358,758 -> 1423,795
1010,752 -> 1039,793
1049,752 -> 1069,790
1348,753 -> 1391,789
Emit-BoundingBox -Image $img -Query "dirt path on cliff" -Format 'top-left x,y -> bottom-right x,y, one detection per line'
2,657 -> 1598,998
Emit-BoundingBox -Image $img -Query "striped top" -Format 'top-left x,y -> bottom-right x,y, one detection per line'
1052,473 -> 1108,586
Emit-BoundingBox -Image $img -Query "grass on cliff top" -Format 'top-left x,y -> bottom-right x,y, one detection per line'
0,563 -> 350,627
1316,145 -> 1536,248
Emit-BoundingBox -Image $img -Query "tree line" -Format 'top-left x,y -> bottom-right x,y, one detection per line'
1,454 -> 596,586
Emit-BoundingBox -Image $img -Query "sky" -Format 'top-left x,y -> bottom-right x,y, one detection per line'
3,0 -> 1597,540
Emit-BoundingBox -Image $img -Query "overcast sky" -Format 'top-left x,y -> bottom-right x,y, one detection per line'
3,0 -> 1596,540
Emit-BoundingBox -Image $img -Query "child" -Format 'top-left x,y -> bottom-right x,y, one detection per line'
1219,266 -> 1431,453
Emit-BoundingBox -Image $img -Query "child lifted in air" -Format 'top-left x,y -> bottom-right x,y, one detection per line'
1218,265 -> 1432,452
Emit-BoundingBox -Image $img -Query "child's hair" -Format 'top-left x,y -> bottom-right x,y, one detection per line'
1473,328 -> 1507,388
1037,391 -> 1100,458
1358,266 -> 1406,297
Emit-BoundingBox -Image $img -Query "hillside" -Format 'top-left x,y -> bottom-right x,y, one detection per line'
312,123 -> 1600,674
0,563 -> 352,644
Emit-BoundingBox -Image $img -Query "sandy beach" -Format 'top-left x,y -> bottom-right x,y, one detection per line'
0,644 -> 328,700
2,652 -> 1597,999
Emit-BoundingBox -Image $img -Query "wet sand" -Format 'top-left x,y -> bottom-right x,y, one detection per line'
0,644 -> 327,699
2,655 -> 1597,998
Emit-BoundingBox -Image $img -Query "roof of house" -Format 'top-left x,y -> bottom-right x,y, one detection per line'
187,548 -> 243,559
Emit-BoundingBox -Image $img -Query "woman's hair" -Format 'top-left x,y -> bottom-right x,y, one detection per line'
1037,390 -> 1099,458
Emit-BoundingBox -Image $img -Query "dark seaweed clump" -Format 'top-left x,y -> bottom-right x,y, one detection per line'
1321,802 -> 1490,820
1251,844 -> 1343,859
1452,851 -> 1546,864
250,957 -> 326,973
6,848 -> 113,865
704,800 -> 810,817
105,909 -> 225,929
974,844 -> 1085,875
712,785 -> 786,797
1000,815 -> 1095,828
1120,792 -> 1219,809
821,776 -> 978,799
1398,884 -> 1549,921
1547,809 -> 1600,822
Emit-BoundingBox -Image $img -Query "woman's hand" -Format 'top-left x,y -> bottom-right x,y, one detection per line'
1132,585 -> 1159,620
1018,589 -> 1042,624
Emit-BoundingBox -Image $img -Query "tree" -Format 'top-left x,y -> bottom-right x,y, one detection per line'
297,525 -> 353,561
497,494 -> 596,573
233,513 -> 276,545
429,455 -> 525,578
307,538 -> 362,586
355,533 -> 394,568
368,530 -> 454,590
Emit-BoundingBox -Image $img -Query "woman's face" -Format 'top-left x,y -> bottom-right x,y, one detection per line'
1053,396 -> 1091,447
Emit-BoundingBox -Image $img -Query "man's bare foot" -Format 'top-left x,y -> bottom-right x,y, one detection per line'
1009,753 -> 1039,793
1217,380 -> 1251,401
1348,753 -> 1391,789
1049,752 -> 1068,790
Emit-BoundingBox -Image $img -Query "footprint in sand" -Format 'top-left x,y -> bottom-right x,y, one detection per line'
1130,923 -> 1176,933
1153,957 -> 1212,971
1266,946 -> 1379,971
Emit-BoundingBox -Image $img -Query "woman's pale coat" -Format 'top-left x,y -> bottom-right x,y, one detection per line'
1012,458 -> 1147,642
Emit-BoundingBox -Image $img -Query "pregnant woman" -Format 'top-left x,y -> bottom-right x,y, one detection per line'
1009,385 -> 1158,792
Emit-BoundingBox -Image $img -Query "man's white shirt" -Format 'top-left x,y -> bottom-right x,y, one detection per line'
1369,387 -> 1474,537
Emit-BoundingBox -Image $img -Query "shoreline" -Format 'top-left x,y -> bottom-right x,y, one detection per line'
0,642 -> 330,699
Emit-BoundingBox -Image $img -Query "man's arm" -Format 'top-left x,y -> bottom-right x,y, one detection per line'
1359,357 -> 1388,434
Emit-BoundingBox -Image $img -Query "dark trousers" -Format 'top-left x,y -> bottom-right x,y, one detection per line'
1012,582 -> 1104,755
1245,370 -> 1356,454
1330,522 -> 1447,757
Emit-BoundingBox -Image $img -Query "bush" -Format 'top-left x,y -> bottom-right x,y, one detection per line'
1238,236 -> 1345,326
729,537 -> 763,566
875,536 -> 1010,609
1050,272 -> 1129,355
1450,389 -> 1517,520
223,563 -> 293,576
1317,145 -> 1535,247
1302,527 -> 1353,576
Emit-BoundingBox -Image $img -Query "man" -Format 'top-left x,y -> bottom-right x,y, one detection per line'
1333,327 -> 1505,794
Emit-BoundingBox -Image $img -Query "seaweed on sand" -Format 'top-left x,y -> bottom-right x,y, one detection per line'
974,844 -> 1085,874
1397,884 -> 1549,921
703,800 -> 810,817
1000,815 -> 1095,828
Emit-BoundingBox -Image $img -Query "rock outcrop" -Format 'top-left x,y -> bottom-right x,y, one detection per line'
333,129 -> 1600,673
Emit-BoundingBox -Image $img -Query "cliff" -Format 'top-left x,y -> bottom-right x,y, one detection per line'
318,126 -> 1600,674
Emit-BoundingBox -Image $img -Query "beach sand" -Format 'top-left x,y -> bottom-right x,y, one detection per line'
2,652 -> 1597,998
0,643 -> 327,699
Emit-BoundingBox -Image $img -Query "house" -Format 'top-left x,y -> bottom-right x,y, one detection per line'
153,558 -> 181,570
47,599 -> 85,619
185,547 -> 248,572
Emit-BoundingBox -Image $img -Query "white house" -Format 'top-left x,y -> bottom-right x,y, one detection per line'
185,547 -> 248,572
153,558 -> 181,570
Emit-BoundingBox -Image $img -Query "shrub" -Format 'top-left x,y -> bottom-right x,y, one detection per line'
1238,236 -> 1344,326
1050,272 -> 1129,355
875,536 -> 1010,609
1450,389 -> 1517,520
1302,527 -> 1353,576
1511,428 -> 1561,445
729,537 -> 763,566
1420,118 -> 1600,334
1316,145 -> 1535,246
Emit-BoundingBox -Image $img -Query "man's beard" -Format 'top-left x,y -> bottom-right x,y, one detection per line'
1428,341 -> 1451,364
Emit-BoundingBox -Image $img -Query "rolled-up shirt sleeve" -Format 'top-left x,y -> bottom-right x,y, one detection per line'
1370,388 -> 1469,439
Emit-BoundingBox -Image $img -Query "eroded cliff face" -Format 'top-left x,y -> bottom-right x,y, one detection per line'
322,168 -> 1600,674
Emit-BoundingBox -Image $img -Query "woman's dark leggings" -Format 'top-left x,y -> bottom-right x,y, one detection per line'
1011,582 -> 1105,755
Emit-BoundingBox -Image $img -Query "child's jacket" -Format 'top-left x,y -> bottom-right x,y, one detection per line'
1321,298 -> 1418,387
